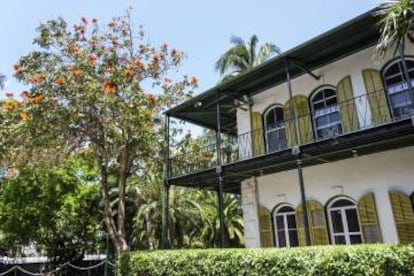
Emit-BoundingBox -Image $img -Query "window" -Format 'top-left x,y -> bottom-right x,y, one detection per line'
327,198 -> 362,245
273,205 -> 298,247
311,87 -> 342,139
383,58 -> 414,118
264,106 -> 287,152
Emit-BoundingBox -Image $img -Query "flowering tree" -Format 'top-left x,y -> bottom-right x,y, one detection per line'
10,10 -> 196,253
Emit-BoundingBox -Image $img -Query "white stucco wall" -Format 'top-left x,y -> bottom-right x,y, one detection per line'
241,177 -> 261,248
238,40 -> 414,247
254,146 -> 414,245
237,42 -> 414,136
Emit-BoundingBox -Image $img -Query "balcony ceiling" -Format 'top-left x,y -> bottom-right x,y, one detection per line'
165,8 -> 380,135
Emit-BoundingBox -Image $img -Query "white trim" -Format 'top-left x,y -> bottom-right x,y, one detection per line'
327,197 -> 362,245
310,86 -> 342,139
272,204 -> 297,247
263,105 -> 286,152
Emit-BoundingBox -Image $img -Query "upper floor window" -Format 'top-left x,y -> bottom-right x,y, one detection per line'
272,205 -> 298,247
383,58 -> 414,118
311,87 -> 342,139
327,197 -> 362,245
264,105 -> 287,152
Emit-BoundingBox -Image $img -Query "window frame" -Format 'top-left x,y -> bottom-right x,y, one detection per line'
382,57 -> 414,118
326,196 -> 363,245
263,104 -> 287,152
310,86 -> 342,139
272,204 -> 298,247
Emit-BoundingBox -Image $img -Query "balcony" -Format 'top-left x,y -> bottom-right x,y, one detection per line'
168,89 -> 414,192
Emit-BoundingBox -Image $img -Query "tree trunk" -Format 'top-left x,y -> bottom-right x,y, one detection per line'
117,145 -> 130,252
99,161 -> 122,253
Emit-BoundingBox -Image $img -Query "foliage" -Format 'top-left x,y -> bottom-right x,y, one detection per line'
192,191 -> 244,247
215,35 -> 280,81
0,159 -> 102,265
9,10 -> 196,252
129,173 -> 243,249
127,129 -> 243,250
118,244 -> 414,276
376,0 -> 414,57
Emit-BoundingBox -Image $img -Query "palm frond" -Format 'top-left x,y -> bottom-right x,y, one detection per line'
248,34 -> 259,66
215,46 -> 250,75
216,34 -> 281,82
229,35 -> 245,47
256,43 -> 281,66
375,0 -> 414,58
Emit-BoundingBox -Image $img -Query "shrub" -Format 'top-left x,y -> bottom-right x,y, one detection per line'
118,244 -> 414,276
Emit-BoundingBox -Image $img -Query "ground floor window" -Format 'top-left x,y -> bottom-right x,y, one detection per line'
327,198 -> 362,245
273,205 -> 298,247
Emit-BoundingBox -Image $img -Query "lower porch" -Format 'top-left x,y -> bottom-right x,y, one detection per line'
242,146 -> 414,248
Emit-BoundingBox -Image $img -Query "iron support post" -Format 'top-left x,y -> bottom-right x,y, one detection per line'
162,115 -> 171,248
296,157 -> 311,246
285,58 -> 311,246
216,91 -> 226,248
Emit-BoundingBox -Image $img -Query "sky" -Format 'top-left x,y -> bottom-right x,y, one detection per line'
1,0 -> 381,97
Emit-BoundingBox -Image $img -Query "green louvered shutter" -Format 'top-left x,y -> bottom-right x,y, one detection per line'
295,96 -> 313,144
362,69 -> 391,125
357,193 -> 382,243
251,112 -> 264,157
337,76 -> 359,133
308,200 -> 329,245
389,191 -> 414,244
283,95 -> 313,147
258,206 -> 274,247
296,204 -> 307,246
297,201 -> 329,246
284,99 -> 295,147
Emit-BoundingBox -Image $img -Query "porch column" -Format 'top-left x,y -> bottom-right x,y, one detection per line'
216,91 -> 226,248
162,115 -> 171,248
285,58 -> 311,246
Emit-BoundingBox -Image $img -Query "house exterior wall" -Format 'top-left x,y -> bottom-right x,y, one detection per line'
256,146 -> 414,244
238,43 -> 414,248
236,42 -> 414,136
241,177 -> 261,248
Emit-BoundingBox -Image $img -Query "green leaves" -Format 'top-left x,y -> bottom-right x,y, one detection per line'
376,0 -> 414,58
215,35 -> 281,81
0,159 -> 102,263
8,10 -> 197,252
118,245 -> 414,276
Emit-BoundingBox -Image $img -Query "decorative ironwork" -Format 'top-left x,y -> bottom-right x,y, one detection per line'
169,89 -> 414,178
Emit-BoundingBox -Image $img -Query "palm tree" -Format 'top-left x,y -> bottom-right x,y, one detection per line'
376,0 -> 414,58
194,190 -> 244,247
215,35 -> 281,81
376,0 -> 414,102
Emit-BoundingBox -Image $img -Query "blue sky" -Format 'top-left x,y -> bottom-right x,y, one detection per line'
2,0 -> 380,96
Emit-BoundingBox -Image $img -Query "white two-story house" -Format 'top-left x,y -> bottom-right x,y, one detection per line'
164,8 -> 414,248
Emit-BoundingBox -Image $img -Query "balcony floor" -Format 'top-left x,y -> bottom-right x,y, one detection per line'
168,118 -> 414,194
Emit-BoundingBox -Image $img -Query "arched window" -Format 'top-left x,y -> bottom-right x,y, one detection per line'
264,105 -> 287,152
383,58 -> 414,118
327,197 -> 362,245
311,87 -> 342,139
272,205 -> 298,247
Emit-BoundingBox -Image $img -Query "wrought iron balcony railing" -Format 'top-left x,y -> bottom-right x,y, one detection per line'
169,88 -> 414,178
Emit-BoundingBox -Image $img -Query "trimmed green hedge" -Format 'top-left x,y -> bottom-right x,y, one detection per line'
118,244 -> 414,276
